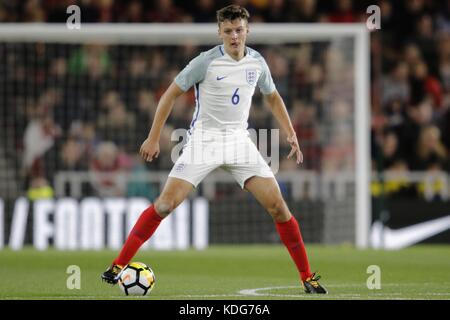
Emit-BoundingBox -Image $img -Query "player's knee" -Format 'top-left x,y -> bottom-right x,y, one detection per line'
155,198 -> 176,216
266,198 -> 288,221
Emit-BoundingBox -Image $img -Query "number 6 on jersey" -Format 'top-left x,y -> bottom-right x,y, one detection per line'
232,88 -> 240,105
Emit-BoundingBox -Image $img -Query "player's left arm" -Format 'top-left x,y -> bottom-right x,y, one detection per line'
264,90 -> 303,164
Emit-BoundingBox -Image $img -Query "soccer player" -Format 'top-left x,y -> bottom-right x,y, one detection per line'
102,4 -> 327,294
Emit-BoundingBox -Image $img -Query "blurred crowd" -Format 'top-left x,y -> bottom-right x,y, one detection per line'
4,41 -> 352,197
0,0 -> 388,24
1,0 -> 450,199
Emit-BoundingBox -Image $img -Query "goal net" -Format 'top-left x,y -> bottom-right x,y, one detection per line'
0,23 -> 370,249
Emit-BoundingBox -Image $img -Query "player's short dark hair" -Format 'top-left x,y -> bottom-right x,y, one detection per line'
216,5 -> 250,25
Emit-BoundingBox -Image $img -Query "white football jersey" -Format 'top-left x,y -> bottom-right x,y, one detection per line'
174,45 -> 276,135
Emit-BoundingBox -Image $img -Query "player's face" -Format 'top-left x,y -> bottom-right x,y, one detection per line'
218,19 -> 248,59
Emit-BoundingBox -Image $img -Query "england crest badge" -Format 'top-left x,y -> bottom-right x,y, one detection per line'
246,69 -> 257,86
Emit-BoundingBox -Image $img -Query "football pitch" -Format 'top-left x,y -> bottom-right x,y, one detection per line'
0,245 -> 449,300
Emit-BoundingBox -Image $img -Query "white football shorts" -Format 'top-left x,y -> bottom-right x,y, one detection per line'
168,130 -> 275,189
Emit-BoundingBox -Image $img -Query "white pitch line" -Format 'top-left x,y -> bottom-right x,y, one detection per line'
239,285 -> 298,296
2,283 -> 450,300
164,294 -> 248,298
237,285 -> 450,299
238,286 -> 362,299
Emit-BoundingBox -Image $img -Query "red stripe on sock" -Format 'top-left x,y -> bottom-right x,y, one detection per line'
113,204 -> 162,266
276,216 -> 312,281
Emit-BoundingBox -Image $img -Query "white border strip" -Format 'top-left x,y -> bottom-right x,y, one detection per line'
0,23 -> 367,44
354,27 -> 371,249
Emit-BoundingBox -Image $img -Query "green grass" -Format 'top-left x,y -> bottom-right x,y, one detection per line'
0,245 -> 449,300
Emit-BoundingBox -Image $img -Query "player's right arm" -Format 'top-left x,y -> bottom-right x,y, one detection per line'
139,82 -> 184,162
140,50 -> 209,162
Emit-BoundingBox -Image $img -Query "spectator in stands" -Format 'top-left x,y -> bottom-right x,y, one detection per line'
80,122 -> 100,159
307,63 -> 326,106
79,0 -> 102,22
0,2 -> 18,22
262,0 -> 288,22
97,91 -> 137,153
56,121 -> 98,172
321,124 -> 354,172
323,46 -> 354,102
379,0 -> 395,32
192,0 -> 216,23
48,57 -> 67,84
288,0 -> 320,22
134,90 -> 158,142
27,176 -> 54,200
0,5 -> 6,22
128,53 -> 148,82
409,59 -> 443,109
89,141 -> 132,197
68,44 -> 112,77
326,0 -> 357,23
228,0 -> 263,21
381,61 -> 410,107
383,99 -> 407,129
439,108 -> 450,153
435,0 -> 450,34
148,51 -> 169,88
59,137 -> 88,171
23,0 -> 45,22
398,99 -> 434,164
119,53 -> 151,111
328,99 -> 353,129
153,67 -> 179,101
412,14 -> 438,69
264,49 -> 289,100
96,0 -> 116,22
412,125 -> 448,171
379,130 -> 405,171
438,34 -> 450,97
320,97 -> 354,172
23,112 -> 61,184
404,43 -> 424,68
372,128 -> 410,176
291,100 -> 320,170
147,0 -> 187,23
291,45 -> 313,99
120,0 -> 144,23
393,0 -> 429,44
46,0 -> 75,22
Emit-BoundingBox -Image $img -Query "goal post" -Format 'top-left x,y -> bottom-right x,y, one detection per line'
0,23 -> 371,248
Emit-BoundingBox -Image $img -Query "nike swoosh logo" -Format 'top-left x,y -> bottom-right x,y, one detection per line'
370,215 -> 450,249
216,76 -> 227,80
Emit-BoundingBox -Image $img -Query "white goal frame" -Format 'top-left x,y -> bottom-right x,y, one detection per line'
0,23 -> 371,248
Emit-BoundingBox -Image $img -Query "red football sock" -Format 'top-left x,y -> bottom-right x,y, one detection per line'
113,205 -> 163,266
276,216 -> 312,282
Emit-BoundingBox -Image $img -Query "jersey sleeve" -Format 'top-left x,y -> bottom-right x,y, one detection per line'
257,57 -> 276,95
174,53 -> 208,92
